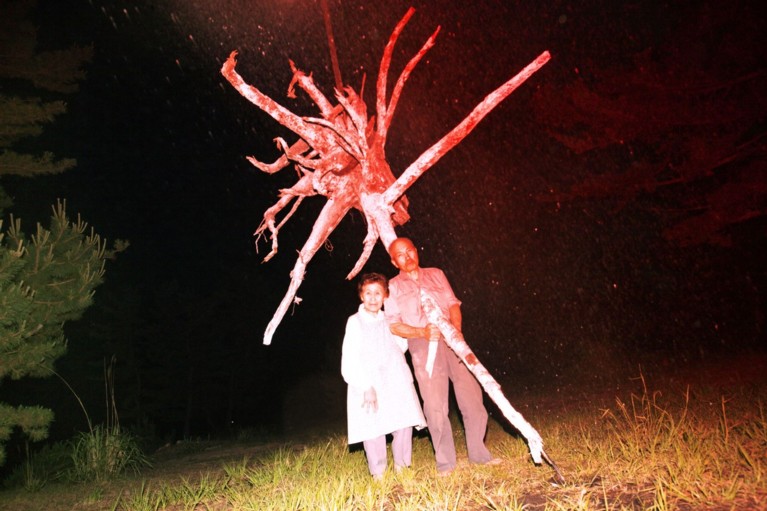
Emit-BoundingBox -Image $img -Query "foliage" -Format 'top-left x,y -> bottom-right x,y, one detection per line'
0,1 -> 126,467
532,2 -> 766,248
65,355 -> 151,483
0,202 -> 125,465
3,358 -> 151,488
2,440 -> 71,491
0,0 -> 92,181
1,426 -> 150,490
68,425 -> 151,483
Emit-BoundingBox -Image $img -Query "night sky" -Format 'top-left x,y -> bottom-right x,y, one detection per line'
2,0 -> 765,448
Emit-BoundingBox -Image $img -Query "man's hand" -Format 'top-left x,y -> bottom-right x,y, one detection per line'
363,387 -> 378,413
426,323 -> 441,341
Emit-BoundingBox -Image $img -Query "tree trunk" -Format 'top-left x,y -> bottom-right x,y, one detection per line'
419,289 -> 544,464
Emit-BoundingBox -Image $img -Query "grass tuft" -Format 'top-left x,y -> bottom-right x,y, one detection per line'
69,425 -> 152,483
2,371 -> 765,510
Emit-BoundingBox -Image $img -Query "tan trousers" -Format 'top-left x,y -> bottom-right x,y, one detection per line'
409,338 -> 492,472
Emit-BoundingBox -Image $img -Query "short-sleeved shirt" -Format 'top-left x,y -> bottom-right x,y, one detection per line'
384,267 -> 461,337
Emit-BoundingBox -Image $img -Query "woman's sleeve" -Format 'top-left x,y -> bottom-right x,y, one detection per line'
340,316 -> 371,389
393,333 -> 408,353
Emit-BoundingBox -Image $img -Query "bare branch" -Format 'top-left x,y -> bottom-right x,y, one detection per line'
361,191 -> 398,249
302,115 -> 364,162
378,26 -> 440,143
245,138 -> 312,174
334,87 -> 369,148
221,51 -> 336,154
263,195 -> 355,345
346,205 -> 380,280
375,7 -> 415,134
287,60 -> 336,117
254,172 -> 315,261
383,51 -> 551,206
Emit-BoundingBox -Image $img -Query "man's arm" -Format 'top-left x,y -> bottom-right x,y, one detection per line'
390,322 -> 429,339
390,322 -> 440,340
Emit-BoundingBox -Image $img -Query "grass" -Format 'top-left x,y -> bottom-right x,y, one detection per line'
1,369 -> 765,510
69,425 -> 152,483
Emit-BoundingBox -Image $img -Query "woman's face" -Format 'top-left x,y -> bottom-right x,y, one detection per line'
360,282 -> 387,314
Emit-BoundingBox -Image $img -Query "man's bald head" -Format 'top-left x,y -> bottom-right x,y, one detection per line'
389,238 -> 420,274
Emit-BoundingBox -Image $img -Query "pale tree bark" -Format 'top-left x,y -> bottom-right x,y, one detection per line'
221,8 -> 549,343
221,7 -> 561,476
419,289 -> 564,481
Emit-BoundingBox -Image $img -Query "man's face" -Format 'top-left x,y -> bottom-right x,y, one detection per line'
389,240 -> 420,273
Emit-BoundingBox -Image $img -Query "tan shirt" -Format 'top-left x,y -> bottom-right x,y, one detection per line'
384,267 -> 461,336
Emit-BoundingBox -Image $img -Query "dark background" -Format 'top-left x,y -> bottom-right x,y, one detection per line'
2,0 -> 765,463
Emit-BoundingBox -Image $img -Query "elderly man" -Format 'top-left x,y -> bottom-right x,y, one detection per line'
384,237 -> 498,474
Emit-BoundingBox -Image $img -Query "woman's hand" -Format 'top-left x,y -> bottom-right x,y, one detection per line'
363,387 -> 378,413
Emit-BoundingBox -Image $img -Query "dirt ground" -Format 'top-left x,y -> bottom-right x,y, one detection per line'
150,351 -> 767,476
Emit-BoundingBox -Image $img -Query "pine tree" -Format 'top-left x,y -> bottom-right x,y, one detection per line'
0,0 -> 123,466
0,0 -> 92,189
0,203 -> 120,465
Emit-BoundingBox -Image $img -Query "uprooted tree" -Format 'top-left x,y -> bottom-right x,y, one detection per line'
221,8 -> 559,473
221,8 -> 549,345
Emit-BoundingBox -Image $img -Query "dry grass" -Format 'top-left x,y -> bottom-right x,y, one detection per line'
1,360 -> 765,510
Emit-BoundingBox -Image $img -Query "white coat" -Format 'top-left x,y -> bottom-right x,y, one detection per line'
341,305 -> 426,444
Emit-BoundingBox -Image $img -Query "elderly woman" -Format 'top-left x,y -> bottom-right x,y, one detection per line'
341,272 -> 426,480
